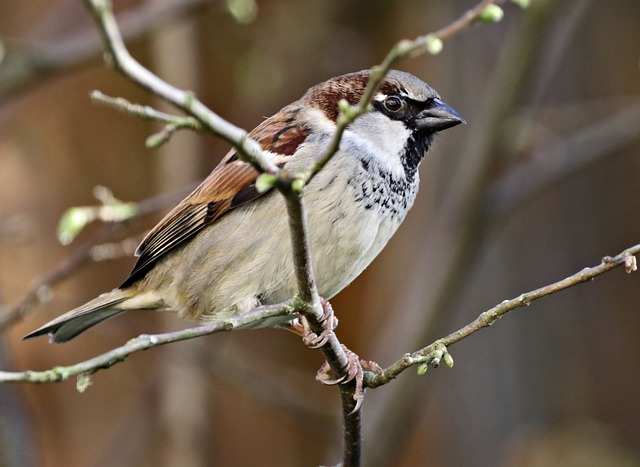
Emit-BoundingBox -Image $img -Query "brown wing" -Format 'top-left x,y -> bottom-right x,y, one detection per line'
121,108 -> 308,287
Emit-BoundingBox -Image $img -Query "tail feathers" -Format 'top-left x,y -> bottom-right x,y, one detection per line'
24,290 -> 133,343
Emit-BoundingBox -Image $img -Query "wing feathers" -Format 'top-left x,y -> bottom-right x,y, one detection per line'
121,107 -> 309,287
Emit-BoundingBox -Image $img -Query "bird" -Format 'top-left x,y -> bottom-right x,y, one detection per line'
24,69 -> 465,344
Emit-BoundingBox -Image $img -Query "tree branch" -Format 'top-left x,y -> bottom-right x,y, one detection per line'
0,0 -> 212,102
366,243 -> 640,388
82,0 -> 278,176
298,0 -> 509,189
89,90 -> 203,148
486,100 -> 640,216
3,241 -> 636,464
0,303 -> 293,384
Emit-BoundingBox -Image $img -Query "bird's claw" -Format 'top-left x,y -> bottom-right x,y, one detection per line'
298,299 -> 338,349
316,345 -> 382,413
290,299 -> 380,412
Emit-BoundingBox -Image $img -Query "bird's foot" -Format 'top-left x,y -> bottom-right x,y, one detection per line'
287,299 -> 380,412
290,298 -> 338,349
316,345 -> 382,413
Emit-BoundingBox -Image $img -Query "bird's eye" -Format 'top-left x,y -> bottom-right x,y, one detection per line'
383,96 -> 403,112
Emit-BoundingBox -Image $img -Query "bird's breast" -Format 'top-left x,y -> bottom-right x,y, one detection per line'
304,155 -> 419,298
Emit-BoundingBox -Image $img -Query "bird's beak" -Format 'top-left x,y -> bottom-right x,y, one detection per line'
414,98 -> 466,132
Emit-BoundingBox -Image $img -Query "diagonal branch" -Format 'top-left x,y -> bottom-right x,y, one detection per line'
0,304 -> 293,384
366,243 -> 640,388
299,0 -> 508,187
0,0 -> 212,102
82,0 -> 278,176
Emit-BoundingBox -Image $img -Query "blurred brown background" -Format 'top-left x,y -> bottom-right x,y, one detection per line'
1,0 -> 640,466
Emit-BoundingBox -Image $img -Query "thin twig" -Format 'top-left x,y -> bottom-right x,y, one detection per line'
90,90 -> 204,148
88,91 -> 189,125
366,243 -> 640,388
0,303 -> 293,384
300,0 -> 506,187
431,0 -> 506,41
82,0 -> 278,176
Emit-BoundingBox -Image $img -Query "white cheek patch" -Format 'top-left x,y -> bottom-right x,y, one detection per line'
345,113 -> 411,177
304,102 -> 411,179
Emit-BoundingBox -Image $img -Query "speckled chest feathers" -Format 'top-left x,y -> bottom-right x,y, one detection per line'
348,132 -> 431,221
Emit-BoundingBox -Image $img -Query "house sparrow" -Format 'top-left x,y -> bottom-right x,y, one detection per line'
25,69 -> 464,344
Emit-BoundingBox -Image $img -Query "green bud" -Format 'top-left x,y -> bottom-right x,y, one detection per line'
57,207 -> 93,245
479,4 -> 504,23
443,352 -> 454,368
426,35 -> 443,55
76,373 -> 92,393
291,178 -> 306,193
417,363 -> 429,375
509,0 -> 530,7
146,131 -> 168,149
57,188 -> 137,245
226,0 -> 258,24
338,99 -> 353,116
255,173 -> 278,192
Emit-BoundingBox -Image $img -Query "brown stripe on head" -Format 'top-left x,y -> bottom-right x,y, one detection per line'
306,71 -> 370,122
305,70 -> 410,122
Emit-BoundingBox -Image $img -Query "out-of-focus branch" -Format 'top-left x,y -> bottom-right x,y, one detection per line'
487,101 -> 640,216
0,0 -> 213,102
196,343 -> 337,425
0,185 -> 194,333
